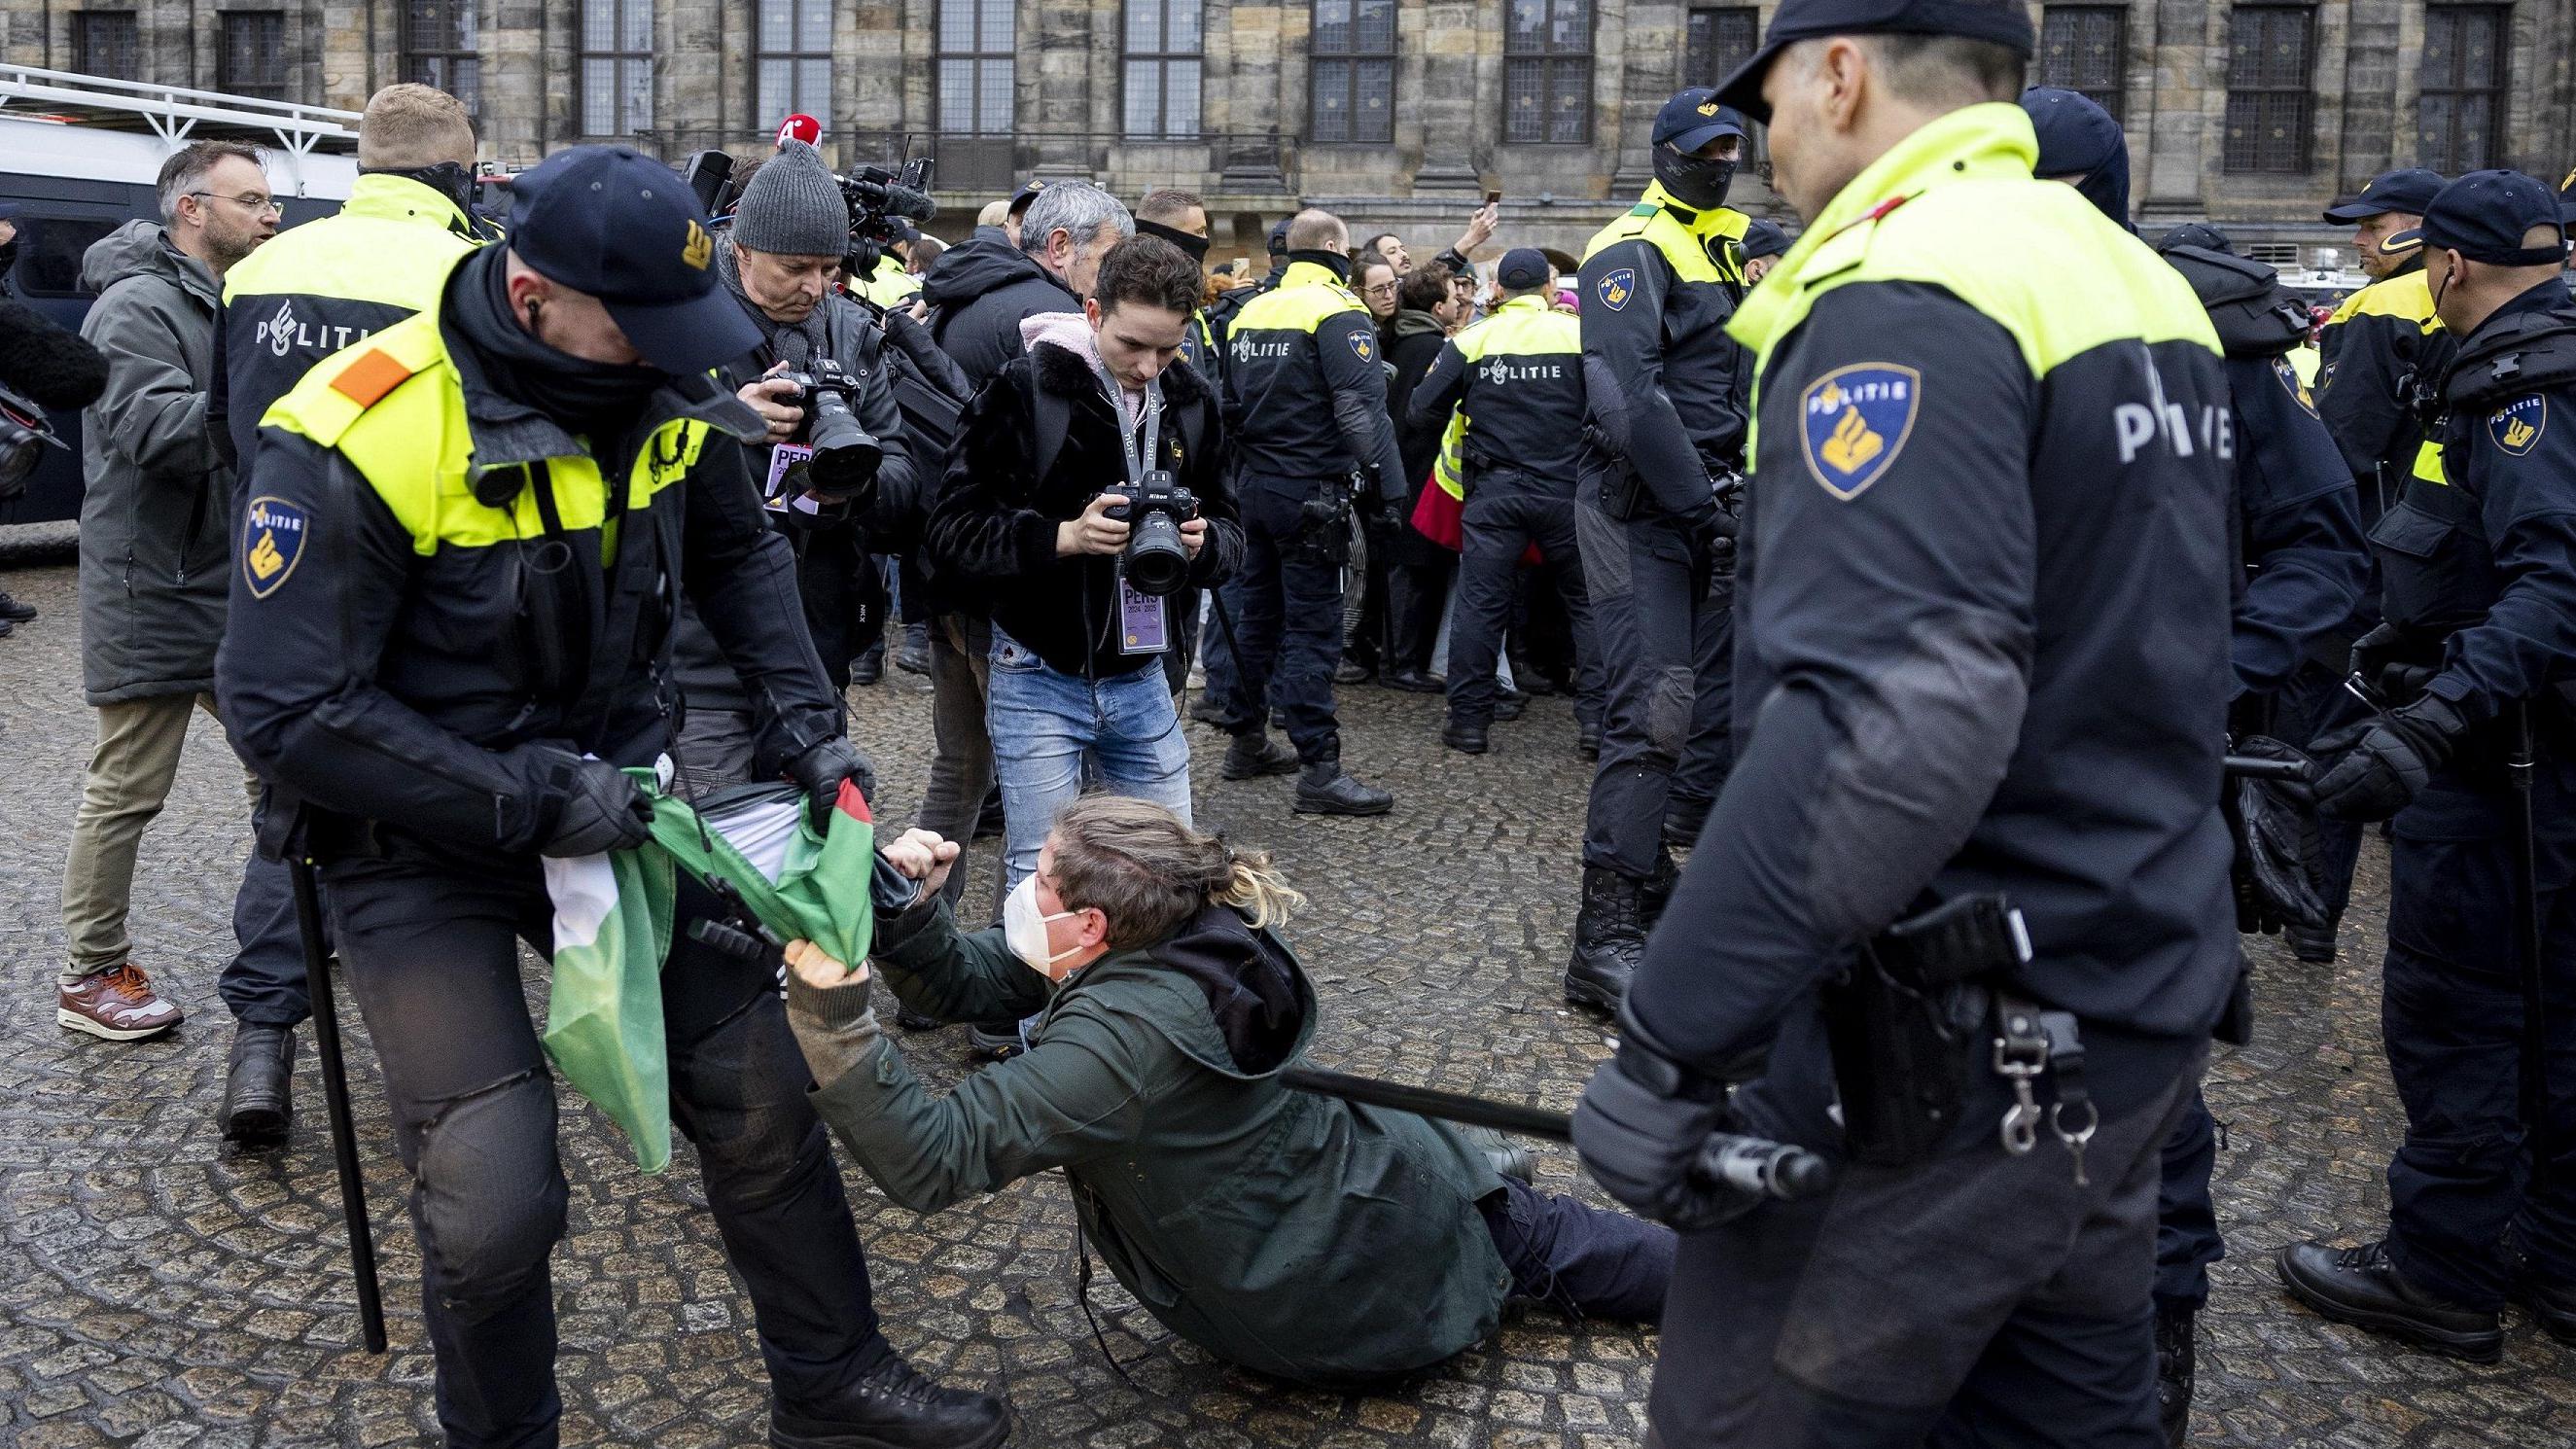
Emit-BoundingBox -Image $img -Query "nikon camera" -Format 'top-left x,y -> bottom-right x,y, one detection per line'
1101,469 -> 1199,597
772,358 -> 885,505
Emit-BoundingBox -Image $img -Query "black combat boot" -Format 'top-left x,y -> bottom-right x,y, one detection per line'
1221,730 -> 1299,780
1566,866 -> 1648,1012
848,637 -> 885,686
769,1349 -> 1010,1449
1441,716 -> 1490,755
2288,916 -> 2339,963
1663,796 -> 1712,852
1640,851 -> 1682,931
894,619 -> 932,676
2276,1240 -> 2502,1361
1576,719 -> 1601,760
1293,760 -> 1394,817
2153,1299 -> 2195,1449
220,1024 -> 295,1149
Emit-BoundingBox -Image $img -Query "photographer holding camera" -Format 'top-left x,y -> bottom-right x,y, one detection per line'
671,140 -> 919,786
924,234 -> 1240,889
780,795 -> 1674,1389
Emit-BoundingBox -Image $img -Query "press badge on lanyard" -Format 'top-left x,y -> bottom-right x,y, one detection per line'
1099,364 -> 1171,655
763,443 -> 822,515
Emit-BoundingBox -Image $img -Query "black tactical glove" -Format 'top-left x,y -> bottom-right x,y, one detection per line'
1572,1006 -> 1747,1232
785,736 -> 876,831
541,755 -> 653,858
2223,735 -> 2329,935
2306,694 -> 2468,822
2347,621 -> 2437,704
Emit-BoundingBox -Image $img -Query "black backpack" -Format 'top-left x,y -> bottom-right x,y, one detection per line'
2159,245 -> 2313,359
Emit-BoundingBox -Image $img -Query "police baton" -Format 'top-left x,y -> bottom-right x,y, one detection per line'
2222,754 -> 2311,783
1278,1065 -> 1833,1202
290,856 -> 389,1354
2508,701 -> 2553,1189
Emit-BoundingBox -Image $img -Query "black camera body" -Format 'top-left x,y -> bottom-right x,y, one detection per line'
772,358 -> 884,504
837,158 -> 938,279
1100,469 -> 1199,597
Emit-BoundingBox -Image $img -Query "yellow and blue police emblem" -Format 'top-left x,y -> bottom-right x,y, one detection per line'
1349,331 -> 1375,363
1598,267 -> 1636,312
1800,364 -> 1920,501
2492,394 -> 2546,456
241,495 -> 309,599
2274,356 -> 2316,415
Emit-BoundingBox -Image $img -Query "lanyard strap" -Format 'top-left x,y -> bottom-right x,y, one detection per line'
1092,362 -> 1164,484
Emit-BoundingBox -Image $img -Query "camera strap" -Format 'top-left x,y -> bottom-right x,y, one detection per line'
1088,361 -> 1174,656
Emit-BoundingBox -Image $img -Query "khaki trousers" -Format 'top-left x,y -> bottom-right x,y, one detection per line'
59,692 -> 257,977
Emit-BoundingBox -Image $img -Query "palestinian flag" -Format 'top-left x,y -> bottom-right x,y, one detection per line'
543,773 -> 879,1171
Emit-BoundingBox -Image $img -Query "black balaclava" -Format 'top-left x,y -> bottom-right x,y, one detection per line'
1136,217 -> 1212,263
446,245 -> 668,435
1654,146 -> 1738,212
1288,248 -> 1352,282
2020,87 -> 2132,231
366,160 -> 480,219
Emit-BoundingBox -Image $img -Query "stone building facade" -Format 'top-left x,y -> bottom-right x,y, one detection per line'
5,1 -> 2573,265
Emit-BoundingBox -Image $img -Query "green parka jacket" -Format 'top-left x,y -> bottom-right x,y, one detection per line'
803,898 -> 1512,1387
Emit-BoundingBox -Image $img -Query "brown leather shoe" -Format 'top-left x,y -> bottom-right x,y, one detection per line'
57,964 -> 184,1041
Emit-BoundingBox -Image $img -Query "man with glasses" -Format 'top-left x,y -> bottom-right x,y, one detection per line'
56,140 -> 274,1044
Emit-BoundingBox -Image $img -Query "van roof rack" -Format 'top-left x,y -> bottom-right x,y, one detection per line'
0,64 -> 359,159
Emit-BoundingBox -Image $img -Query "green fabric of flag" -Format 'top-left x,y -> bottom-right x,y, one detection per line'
542,772 -> 878,1172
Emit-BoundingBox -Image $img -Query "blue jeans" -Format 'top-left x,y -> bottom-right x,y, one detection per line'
987,626 -> 1194,890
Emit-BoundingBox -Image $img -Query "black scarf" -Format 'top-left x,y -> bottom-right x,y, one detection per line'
1288,249 -> 1353,282
446,246 -> 668,435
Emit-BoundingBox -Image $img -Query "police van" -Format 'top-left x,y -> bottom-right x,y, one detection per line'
0,64 -> 359,524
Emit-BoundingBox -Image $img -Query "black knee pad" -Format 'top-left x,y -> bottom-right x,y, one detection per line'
1644,665 -> 1697,761
414,1070 -> 568,1315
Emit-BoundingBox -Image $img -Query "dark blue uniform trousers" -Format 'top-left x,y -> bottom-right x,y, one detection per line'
1574,491 -> 1731,878
1448,485 -> 1604,730
1649,1012 -> 2201,1449
326,847 -> 891,1449
222,846 -> 314,1028
2381,757 -> 2576,1310
1220,477 -> 1351,764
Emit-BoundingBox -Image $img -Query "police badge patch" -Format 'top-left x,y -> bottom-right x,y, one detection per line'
2492,394 -> 2546,456
1799,364 -> 1922,501
1598,268 -> 1636,312
241,495 -> 309,599
2274,356 -> 2316,414
1349,331 -> 1375,363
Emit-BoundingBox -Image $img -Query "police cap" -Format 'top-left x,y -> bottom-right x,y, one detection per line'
2156,222 -> 2233,254
1713,0 -> 2035,124
1267,217 -> 1292,255
2388,170 -> 2571,267
2559,163 -> 2576,225
1653,88 -> 1747,154
506,144 -> 759,377
2320,168 -> 2447,224
1741,219 -> 1792,260
1008,178 -> 1049,217
1497,247 -> 1553,290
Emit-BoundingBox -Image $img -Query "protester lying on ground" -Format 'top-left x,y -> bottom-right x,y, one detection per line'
781,795 -> 1675,1388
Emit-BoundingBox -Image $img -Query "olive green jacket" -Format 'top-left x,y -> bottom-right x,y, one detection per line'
797,899 -> 1511,1387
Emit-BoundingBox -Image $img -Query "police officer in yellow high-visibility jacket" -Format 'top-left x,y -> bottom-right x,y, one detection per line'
1566,88 -> 1755,1013
851,248 -> 923,310
213,146 -> 1006,1449
1405,247 -> 1602,756
1571,6 -> 2240,1442
2318,168 -> 2451,529
1217,207 -> 1408,817
202,81 -> 495,1151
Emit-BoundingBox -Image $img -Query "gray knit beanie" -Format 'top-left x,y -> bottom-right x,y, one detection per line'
732,140 -> 851,257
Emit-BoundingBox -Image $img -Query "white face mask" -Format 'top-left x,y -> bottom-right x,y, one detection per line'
1003,874 -> 1083,979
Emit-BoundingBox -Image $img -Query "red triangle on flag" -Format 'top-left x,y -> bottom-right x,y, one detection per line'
835,777 -> 873,823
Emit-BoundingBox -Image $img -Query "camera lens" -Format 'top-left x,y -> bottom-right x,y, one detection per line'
804,389 -> 883,502
1122,510 -> 1190,597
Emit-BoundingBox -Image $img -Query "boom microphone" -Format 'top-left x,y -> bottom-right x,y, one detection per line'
0,298 -> 109,409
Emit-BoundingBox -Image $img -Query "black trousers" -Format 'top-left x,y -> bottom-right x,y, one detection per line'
1480,1177 -> 1675,1322
325,848 -> 889,1449
2382,760 -> 2576,1309
1575,493 -> 1732,879
1386,552 -> 1453,678
1650,1020 -> 2202,1449
1219,478 -> 1349,764
1448,487 -> 1603,730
